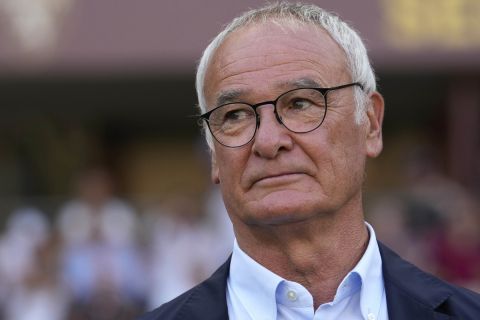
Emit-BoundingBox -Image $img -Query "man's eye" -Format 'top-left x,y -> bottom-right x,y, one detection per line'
290,99 -> 313,110
224,109 -> 251,121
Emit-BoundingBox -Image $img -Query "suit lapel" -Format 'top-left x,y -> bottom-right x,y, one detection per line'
177,257 -> 231,320
379,243 -> 452,320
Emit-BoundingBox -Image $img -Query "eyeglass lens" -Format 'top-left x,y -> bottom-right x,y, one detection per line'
206,88 -> 327,147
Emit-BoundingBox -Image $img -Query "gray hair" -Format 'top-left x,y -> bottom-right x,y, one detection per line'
196,2 -> 377,149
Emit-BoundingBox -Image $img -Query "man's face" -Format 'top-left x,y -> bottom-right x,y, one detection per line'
204,22 -> 383,229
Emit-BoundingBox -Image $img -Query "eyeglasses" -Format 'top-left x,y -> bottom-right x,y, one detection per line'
198,82 -> 363,148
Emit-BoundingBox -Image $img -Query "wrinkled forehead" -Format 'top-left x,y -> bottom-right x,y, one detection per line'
215,19 -> 347,66
203,20 -> 350,105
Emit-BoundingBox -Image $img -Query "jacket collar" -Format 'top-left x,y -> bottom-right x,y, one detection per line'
378,242 -> 452,320
175,256 -> 230,320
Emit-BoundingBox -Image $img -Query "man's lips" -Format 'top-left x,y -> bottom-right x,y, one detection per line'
250,171 -> 307,187
257,172 -> 300,181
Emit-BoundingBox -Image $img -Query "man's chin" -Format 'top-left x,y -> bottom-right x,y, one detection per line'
243,198 -> 326,226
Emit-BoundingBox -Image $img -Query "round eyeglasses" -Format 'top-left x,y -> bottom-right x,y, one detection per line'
198,82 -> 363,148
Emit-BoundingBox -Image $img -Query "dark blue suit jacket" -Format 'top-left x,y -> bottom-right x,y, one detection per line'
139,243 -> 480,319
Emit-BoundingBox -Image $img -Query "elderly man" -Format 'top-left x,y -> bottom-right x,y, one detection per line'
140,2 -> 480,319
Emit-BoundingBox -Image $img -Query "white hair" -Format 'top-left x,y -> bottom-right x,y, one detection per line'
196,2 -> 377,150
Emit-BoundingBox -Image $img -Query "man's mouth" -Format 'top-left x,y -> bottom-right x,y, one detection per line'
254,172 -> 305,186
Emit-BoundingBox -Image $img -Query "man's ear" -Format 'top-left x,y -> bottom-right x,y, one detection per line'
211,152 -> 220,184
365,91 -> 384,158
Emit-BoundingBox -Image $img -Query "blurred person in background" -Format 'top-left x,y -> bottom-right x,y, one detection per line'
0,207 -> 68,320
56,167 -> 147,319
430,196 -> 480,292
144,194 -> 233,309
403,147 -> 480,292
140,2 -> 480,320
367,196 -> 437,274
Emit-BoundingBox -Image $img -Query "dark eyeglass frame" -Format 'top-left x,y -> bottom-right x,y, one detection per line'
198,82 -> 363,148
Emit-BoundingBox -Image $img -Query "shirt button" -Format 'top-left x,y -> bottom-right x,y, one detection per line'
286,290 -> 297,301
367,313 -> 376,320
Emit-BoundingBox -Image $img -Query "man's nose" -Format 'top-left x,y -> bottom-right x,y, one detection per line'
252,105 -> 293,158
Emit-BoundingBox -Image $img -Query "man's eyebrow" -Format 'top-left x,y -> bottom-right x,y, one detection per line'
215,89 -> 245,106
276,78 -> 323,89
214,78 -> 322,106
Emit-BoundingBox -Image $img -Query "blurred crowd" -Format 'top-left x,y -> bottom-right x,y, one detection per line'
0,168 -> 233,320
368,148 -> 480,293
0,160 -> 478,320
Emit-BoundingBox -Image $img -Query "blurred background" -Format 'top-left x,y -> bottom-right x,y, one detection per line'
0,0 -> 479,319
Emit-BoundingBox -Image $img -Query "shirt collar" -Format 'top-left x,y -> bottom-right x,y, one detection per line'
228,238 -> 283,319
343,222 -> 385,319
228,222 -> 384,319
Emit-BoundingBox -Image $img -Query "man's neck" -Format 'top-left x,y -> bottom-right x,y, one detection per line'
234,207 -> 369,308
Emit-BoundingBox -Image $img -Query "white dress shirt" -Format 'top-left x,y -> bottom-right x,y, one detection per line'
226,223 -> 389,320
